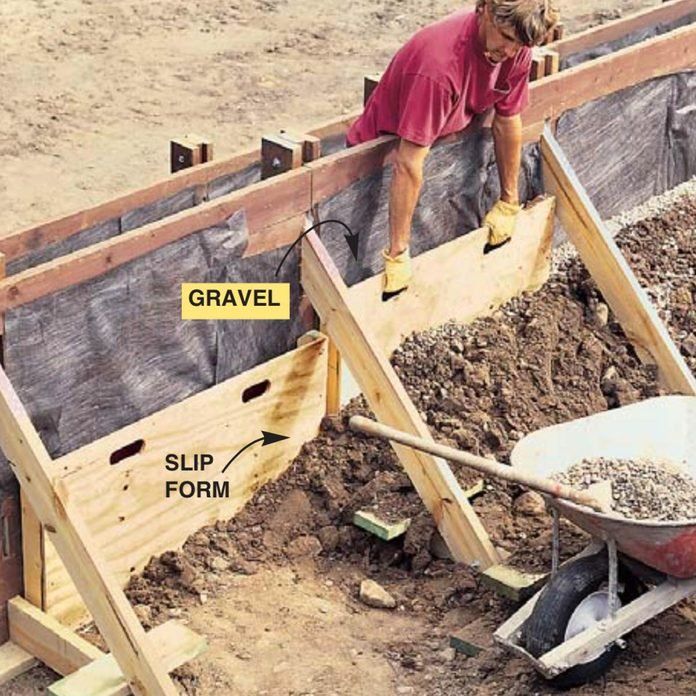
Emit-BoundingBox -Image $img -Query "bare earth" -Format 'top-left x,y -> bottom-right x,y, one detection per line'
1,0 -> 657,235
0,1 -> 682,696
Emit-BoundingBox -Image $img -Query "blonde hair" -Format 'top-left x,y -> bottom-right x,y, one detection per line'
476,0 -> 560,46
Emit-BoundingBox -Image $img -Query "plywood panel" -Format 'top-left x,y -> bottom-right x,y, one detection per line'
346,197 -> 555,356
44,337 -> 328,626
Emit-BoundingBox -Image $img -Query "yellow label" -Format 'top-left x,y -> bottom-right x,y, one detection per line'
181,283 -> 290,320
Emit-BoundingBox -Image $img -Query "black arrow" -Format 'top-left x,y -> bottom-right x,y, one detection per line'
221,430 -> 289,474
274,218 -> 359,276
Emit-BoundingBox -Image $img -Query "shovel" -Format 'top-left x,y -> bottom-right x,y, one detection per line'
348,416 -> 612,513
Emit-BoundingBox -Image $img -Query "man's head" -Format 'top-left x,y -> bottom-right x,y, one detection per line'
476,0 -> 559,64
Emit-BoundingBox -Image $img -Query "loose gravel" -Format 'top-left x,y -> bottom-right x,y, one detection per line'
556,457 -> 696,521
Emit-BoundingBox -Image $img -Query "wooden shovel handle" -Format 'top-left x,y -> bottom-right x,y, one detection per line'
349,416 -> 608,513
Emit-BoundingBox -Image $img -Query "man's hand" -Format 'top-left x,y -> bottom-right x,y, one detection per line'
484,198 -> 521,247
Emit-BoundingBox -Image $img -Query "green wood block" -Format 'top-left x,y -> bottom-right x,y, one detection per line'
481,564 -> 547,602
353,510 -> 411,541
464,479 -> 485,499
449,630 -> 485,656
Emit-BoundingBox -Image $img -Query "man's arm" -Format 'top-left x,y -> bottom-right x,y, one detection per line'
492,112 -> 523,204
388,138 -> 430,256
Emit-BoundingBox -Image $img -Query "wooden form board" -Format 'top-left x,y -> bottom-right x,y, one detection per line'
548,0 -> 696,58
525,21 -> 696,124
8,596 -> 103,676
301,231 -> 499,569
540,128 -> 696,396
2,16 -> 694,297
40,336 -> 328,627
0,368 -> 179,694
0,167 -> 310,313
345,197 -> 555,357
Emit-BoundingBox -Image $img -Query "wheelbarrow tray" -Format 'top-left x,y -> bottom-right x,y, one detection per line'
510,396 -> 696,578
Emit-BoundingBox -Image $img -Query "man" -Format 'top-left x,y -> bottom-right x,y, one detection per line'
347,0 -> 559,297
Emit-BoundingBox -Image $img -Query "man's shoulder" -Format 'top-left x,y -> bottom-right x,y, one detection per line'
395,9 -> 474,85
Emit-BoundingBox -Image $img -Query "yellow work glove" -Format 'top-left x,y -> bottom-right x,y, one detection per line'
484,199 -> 521,248
382,247 -> 412,298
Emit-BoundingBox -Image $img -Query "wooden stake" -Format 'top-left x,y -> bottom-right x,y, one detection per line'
530,48 -> 546,81
0,368 -> 178,695
170,135 -> 213,174
321,322 -> 342,415
543,48 -> 560,77
278,131 -> 321,163
363,73 -> 382,105
20,491 -> 43,609
261,133 -> 309,179
301,231 -> 499,569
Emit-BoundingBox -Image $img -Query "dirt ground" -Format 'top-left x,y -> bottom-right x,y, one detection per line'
1,0 -> 658,235
2,1 -> 691,695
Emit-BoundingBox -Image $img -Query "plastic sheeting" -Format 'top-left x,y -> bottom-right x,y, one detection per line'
8,162 -> 262,277
561,13 -> 696,69
555,71 -> 696,220
319,121 -> 542,286
0,211 -> 304,490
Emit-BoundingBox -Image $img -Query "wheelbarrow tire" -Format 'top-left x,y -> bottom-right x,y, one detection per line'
523,552 -> 621,689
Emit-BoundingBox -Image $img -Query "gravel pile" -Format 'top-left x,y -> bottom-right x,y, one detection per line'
556,457 -> 696,521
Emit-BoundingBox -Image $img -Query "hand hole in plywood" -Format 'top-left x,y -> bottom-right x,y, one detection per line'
1,516 -> 10,558
242,379 -> 270,403
110,438 -> 145,465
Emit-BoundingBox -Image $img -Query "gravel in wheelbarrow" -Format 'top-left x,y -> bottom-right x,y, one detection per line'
555,458 -> 696,521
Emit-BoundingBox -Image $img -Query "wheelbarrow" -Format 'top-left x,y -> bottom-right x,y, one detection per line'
349,395 -> 696,688
494,394 -> 696,687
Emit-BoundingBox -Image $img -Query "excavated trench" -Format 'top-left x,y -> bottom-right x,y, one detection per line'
118,185 -> 696,695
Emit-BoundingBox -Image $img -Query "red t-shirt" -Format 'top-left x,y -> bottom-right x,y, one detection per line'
347,9 -> 532,147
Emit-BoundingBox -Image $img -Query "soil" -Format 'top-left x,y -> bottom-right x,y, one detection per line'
2,1 -> 692,695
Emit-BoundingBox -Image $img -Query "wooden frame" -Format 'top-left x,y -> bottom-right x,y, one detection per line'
1,12 -> 695,691
33,336 -> 328,627
0,367 -> 179,694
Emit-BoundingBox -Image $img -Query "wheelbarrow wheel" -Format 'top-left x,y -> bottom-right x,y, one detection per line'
523,551 -> 634,689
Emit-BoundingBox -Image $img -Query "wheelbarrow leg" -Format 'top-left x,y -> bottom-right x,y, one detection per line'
607,538 -> 619,616
551,508 -> 560,575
